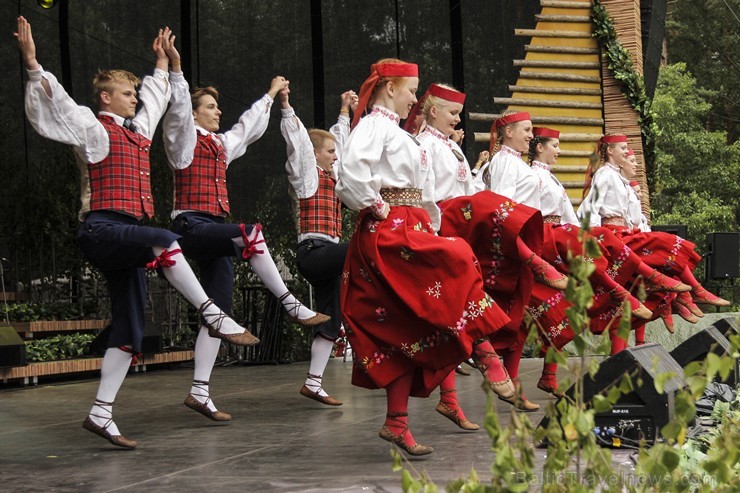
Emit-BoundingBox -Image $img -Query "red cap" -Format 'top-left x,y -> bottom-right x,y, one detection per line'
599,134 -> 628,144
629,181 -> 639,187
403,83 -> 466,133
494,112 -> 531,129
627,149 -> 635,156
352,61 -> 419,129
532,127 -> 560,139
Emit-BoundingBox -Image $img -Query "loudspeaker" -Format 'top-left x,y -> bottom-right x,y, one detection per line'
671,325 -> 738,386
538,343 -> 686,446
90,321 -> 163,356
652,224 -> 688,240
0,325 -> 27,367
706,232 -> 740,279
711,317 -> 739,340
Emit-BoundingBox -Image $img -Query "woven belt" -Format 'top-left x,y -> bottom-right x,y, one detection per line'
543,215 -> 561,224
380,188 -> 423,207
602,216 -> 627,227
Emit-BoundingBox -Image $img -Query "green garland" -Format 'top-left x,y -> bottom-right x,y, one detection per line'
591,0 -> 657,175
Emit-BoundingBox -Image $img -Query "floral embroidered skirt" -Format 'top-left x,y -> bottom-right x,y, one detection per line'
604,227 -> 701,276
438,191 -> 543,347
341,207 -> 510,397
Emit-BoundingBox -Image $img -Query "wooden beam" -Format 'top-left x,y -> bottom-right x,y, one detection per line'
535,14 -> 591,23
509,85 -> 602,95
469,113 -> 604,126
525,44 -> 599,54
494,97 -> 602,109
519,71 -> 601,82
514,60 -> 600,69
515,29 -> 592,38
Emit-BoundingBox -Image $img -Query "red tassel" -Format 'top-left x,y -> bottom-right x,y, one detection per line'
240,223 -> 265,260
146,248 -> 182,270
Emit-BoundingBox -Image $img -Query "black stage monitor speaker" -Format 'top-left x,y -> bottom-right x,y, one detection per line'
711,316 -> 738,340
652,224 -> 688,240
671,325 -> 738,386
90,322 -> 164,356
706,232 -> 740,279
0,325 -> 27,367
538,343 -> 686,446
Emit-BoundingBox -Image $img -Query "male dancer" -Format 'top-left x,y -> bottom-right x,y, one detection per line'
16,18 -> 255,449
279,87 -> 356,405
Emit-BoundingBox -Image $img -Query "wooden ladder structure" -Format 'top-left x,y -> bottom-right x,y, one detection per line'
473,0 -> 649,210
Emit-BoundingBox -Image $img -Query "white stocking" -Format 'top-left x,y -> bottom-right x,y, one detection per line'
89,347 -> 132,436
154,241 -> 245,335
305,336 -> 335,398
191,326 -> 221,412
232,229 -> 317,320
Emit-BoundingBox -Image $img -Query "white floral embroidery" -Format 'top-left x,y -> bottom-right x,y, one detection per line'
426,281 -> 442,298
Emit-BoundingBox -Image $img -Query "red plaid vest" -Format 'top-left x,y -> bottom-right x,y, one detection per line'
298,170 -> 341,238
174,132 -> 230,215
89,116 -> 154,218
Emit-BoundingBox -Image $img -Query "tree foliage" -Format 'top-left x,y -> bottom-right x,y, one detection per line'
650,63 -> 740,246
666,0 -> 740,142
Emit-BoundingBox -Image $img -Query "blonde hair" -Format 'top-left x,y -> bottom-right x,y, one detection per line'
308,128 -> 335,150
92,69 -> 140,104
490,109 -> 525,155
420,83 -> 460,117
583,132 -> 623,197
191,86 -> 219,110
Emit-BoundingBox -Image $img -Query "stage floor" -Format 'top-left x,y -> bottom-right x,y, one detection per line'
0,356 -> 635,492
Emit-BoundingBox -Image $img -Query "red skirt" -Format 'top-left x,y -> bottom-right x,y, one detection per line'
527,283 -> 574,350
438,191 -> 543,347
604,227 -> 701,275
341,207 -> 511,397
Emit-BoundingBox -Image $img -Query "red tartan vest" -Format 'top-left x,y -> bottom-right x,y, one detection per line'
89,116 -> 154,218
298,170 -> 342,238
174,133 -> 230,215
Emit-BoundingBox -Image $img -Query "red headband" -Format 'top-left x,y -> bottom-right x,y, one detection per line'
532,127 -> 560,139
599,134 -> 628,144
403,83 -> 466,133
494,112 -> 531,129
352,62 -> 419,129
627,149 -> 635,156
629,181 -> 639,187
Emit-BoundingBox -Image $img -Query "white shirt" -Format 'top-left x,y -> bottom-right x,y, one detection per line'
163,71 -> 273,218
24,65 -> 170,220
281,106 -> 349,243
335,106 -> 439,231
488,145 -> 542,209
626,185 -> 651,231
530,161 -> 579,225
577,163 -> 632,227
417,126 -> 475,203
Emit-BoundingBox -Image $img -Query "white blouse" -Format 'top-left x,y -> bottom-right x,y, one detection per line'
530,161 -> 579,225
577,163 -> 632,227
626,186 -> 651,232
487,145 -> 542,209
417,125 -> 475,203
335,106 -> 439,231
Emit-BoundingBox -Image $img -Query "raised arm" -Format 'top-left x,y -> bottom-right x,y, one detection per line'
132,28 -> 173,139
279,86 -> 318,198
328,90 -> 356,158
16,16 -> 108,163
162,32 -> 197,170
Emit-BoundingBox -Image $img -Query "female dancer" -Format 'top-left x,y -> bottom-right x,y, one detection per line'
163,72 -> 329,421
336,60 -> 511,455
526,128 -> 663,392
411,85 -> 545,411
578,135 -> 729,320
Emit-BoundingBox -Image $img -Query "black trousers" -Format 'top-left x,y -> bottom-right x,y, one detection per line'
296,238 -> 349,339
